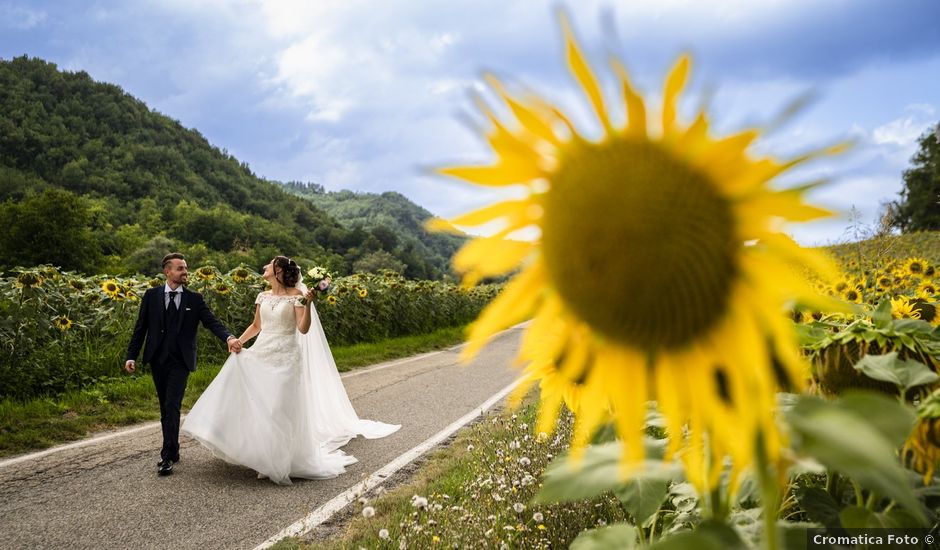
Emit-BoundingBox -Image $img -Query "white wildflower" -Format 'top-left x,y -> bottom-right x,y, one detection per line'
411,495 -> 428,509
533,512 -> 544,522
519,457 -> 531,467
362,506 -> 375,518
513,503 -> 526,513
379,529 -> 390,540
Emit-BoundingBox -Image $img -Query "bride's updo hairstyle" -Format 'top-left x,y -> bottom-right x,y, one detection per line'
273,256 -> 301,288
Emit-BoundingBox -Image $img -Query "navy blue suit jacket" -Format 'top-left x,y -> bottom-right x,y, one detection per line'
125,286 -> 232,372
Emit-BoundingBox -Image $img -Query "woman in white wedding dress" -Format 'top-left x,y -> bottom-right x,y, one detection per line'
181,256 -> 400,485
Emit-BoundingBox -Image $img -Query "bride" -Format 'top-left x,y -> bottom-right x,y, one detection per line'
181,256 -> 400,485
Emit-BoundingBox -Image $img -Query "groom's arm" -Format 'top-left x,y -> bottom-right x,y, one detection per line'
125,289 -> 151,362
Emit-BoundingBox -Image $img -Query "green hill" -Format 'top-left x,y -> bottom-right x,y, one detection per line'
281,183 -> 465,280
0,56 -> 452,278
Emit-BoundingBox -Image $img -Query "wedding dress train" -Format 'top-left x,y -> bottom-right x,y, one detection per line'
182,290 -> 400,485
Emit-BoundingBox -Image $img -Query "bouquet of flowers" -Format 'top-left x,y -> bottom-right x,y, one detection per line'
306,266 -> 333,293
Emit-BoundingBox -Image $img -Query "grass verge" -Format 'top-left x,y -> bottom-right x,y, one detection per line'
0,324 -> 468,458
274,396 -> 624,549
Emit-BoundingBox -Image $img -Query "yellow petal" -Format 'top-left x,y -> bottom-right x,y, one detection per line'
447,199 -> 533,229
424,217 -> 464,235
740,190 -> 834,223
487,75 -> 562,146
461,262 -> 546,361
560,13 -> 612,134
454,238 -> 534,283
439,162 -> 543,187
662,54 -> 691,136
610,59 -> 647,138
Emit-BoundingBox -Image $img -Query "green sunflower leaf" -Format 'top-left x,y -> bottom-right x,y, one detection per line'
872,299 -> 893,329
535,439 -> 680,504
852,352 -> 938,394
569,524 -> 638,550
786,393 -> 925,524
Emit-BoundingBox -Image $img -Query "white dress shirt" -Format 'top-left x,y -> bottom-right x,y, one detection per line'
164,283 -> 182,310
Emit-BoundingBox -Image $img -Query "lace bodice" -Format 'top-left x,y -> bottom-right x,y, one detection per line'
255,292 -> 303,334
250,292 -> 304,367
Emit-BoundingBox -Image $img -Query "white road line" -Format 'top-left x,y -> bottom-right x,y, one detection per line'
253,377 -> 524,550
0,421 -> 163,468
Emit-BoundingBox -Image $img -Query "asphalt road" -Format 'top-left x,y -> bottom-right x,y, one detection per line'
0,326 -> 523,550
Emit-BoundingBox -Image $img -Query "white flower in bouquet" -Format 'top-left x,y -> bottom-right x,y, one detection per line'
306,266 -> 333,292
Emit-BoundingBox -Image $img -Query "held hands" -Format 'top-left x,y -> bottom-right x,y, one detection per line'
124,360 -> 135,374
227,336 -> 243,354
303,287 -> 316,305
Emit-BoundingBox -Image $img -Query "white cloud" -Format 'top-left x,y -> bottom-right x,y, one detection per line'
872,115 -> 931,148
0,3 -> 46,29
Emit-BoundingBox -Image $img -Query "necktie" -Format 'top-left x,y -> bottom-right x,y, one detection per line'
168,291 -> 179,313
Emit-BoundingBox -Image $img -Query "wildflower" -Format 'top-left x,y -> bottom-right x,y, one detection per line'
513,503 -> 526,513
918,280 -> 938,298
363,506 -> 375,518
891,296 -> 921,320
195,266 -> 217,281
67,279 -> 85,291
533,512 -> 544,522
905,257 -> 928,277
519,457 -> 531,467
411,495 -> 428,509
379,529 -> 390,540
230,267 -> 252,283
427,13 -> 847,490
53,315 -> 72,331
101,280 -> 121,298
905,390 -> 940,484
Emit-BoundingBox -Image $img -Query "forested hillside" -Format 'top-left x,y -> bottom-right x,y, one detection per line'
0,56 -> 454,278
282,183 -> 465,280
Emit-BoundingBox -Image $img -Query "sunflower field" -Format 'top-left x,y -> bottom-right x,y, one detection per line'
417,11 -> 940,548
0,265 -> 498,399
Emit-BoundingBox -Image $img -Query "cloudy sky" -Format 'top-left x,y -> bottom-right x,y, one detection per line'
2,0 -> 939,245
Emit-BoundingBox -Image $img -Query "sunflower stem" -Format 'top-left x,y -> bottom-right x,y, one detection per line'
852,480 -> 865,507
756,431 -> 779,550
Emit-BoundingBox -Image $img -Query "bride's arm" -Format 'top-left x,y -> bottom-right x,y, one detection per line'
294,288 -> 315,334
238,304 -> 262,344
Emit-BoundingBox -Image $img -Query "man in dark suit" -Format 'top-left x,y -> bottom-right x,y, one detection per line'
124,253 -> 242,476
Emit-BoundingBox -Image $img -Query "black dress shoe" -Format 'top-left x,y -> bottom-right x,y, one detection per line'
156,457 -> 180,465
158,459 -> 174,476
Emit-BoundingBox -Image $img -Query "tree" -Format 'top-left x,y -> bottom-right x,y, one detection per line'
0,188 -> 103,272
892,122 -> 940,232
353,250 -> 406,274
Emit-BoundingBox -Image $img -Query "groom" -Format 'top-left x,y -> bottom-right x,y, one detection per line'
124,253 -> 242,476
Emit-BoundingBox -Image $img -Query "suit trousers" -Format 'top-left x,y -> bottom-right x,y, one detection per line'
151,357 -> 189,461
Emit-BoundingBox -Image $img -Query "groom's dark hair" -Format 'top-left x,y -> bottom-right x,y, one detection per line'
162,253 -> 186,269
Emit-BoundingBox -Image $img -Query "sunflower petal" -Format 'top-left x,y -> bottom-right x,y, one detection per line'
461,262 -> 546,361
610,58 -> 647,138
439,162 -> 544,186
560,13 -> 612,134
454,238 -> 534,284
487,75 -> 562,146
662,54 -> 691,136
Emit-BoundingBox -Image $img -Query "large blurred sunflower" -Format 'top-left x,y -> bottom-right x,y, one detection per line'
428,14 -> 844,491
